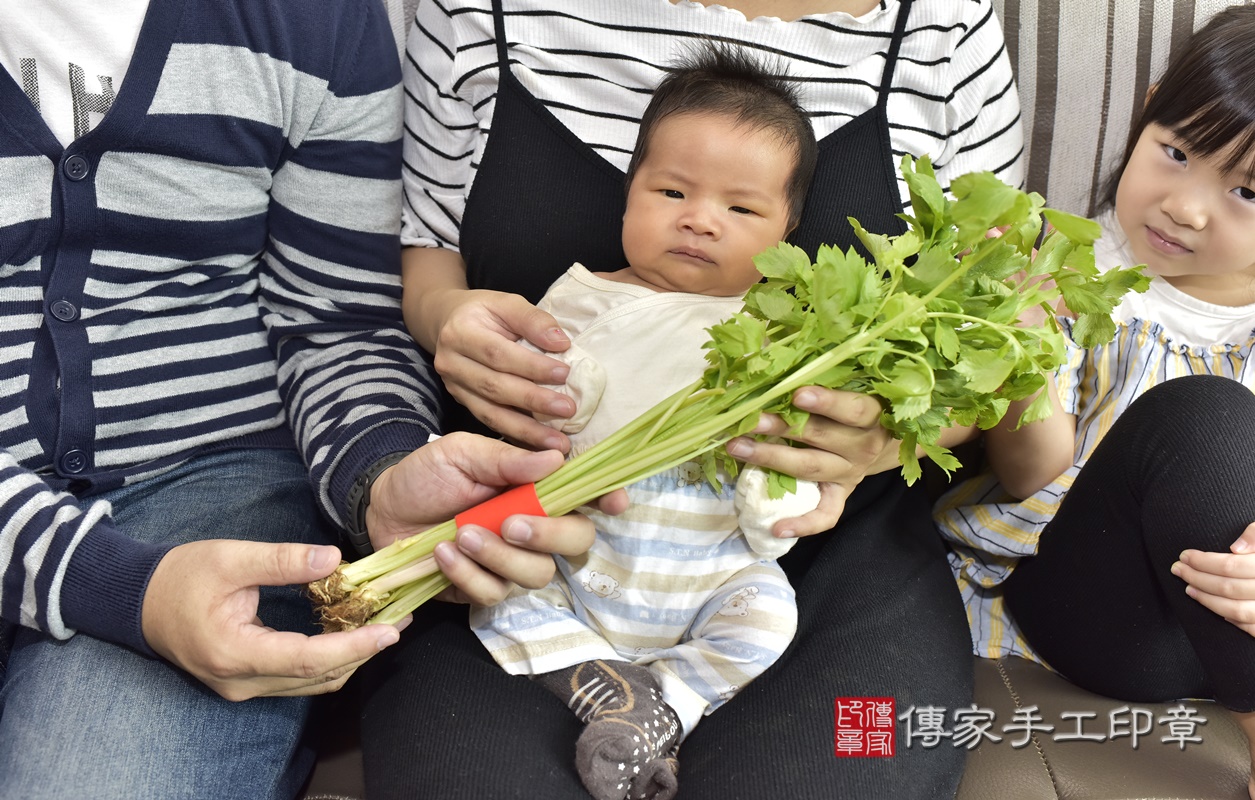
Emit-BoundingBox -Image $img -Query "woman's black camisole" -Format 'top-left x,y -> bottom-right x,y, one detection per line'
460,0 -> 914,305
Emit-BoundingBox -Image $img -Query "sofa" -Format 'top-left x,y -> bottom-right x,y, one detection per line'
301,0 -> 1254,797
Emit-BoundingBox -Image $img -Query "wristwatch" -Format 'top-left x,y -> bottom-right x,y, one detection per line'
344,452 -> 408,556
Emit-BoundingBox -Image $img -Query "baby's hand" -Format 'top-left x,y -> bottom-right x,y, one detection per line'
735,466 -> 821,559
528,341 -> 605,436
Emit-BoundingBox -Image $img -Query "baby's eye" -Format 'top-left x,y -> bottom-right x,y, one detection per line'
729,206 -> 754,215
1164,145 -> 1188,164
663,189 -> 684,199
1236,186 -> 1255,202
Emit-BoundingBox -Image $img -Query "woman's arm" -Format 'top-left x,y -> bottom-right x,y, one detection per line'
399,4 -> 583,450
934,0 -> 1025,190
400,245 -> 472,353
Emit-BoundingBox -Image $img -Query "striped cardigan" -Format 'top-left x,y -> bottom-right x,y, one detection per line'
0,0 -> 440,653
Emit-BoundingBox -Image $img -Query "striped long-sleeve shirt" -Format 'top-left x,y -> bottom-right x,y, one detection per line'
398,0 -> 1024,250
0,0 -> 440,654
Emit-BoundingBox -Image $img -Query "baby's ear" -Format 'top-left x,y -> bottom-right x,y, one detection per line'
1143,83 -> 1158,108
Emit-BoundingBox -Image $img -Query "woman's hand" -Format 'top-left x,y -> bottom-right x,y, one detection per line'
724,387 -> 893,538
401,247 -> 577,452
432,289 -> 578,451
1174,523 -> 1255,637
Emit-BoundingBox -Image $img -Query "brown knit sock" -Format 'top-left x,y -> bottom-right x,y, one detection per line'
626,743 -> 680,800
537,660 -> 682,800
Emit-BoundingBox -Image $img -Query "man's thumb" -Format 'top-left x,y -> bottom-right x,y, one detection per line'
243,542 -> 343,586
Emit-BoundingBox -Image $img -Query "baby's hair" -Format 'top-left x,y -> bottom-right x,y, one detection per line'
1100,5 -> 1255,208
625,41 -> 818,232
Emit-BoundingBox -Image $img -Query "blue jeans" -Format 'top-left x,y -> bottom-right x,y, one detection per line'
0,447 -> 334,800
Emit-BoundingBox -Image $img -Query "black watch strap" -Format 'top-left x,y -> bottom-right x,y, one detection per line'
345,451 -> 408,556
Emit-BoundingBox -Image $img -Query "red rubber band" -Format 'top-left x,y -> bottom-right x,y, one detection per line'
455,483 -> 546,535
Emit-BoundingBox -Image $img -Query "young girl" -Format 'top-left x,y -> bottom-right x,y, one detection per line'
934,6 -> 1255,795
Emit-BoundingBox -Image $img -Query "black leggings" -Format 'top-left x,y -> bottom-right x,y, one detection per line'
1004,374 -> 1255,711
359,472 -> 973,800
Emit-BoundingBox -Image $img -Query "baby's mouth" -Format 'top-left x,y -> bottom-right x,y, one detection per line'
671,247 -> 713,263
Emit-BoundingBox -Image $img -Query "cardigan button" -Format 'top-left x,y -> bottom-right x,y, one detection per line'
50,300 -> 79,322
63,154 -> 90,181
60,449 -> 88,474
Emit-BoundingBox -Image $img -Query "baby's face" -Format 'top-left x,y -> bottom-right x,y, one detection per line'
621,112 -> 794,296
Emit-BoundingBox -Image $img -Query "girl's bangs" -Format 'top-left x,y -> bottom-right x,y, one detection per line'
1168,101 -> 1255,182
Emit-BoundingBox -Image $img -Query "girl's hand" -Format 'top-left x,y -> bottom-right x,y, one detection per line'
724,387 -> 892,538
433,289 -> 577,452
1174,522 -> 1255,637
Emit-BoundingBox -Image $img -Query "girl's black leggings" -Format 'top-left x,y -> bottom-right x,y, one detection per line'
1004,374 -> 1255,711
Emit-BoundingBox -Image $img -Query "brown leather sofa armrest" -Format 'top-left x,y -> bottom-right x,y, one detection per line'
960,657 -> 1249,800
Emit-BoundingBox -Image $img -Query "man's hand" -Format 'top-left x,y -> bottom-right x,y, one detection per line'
142,541 -> 404,701
365,432 -> 626,605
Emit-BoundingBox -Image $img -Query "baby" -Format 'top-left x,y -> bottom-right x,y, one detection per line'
471,44 -> 820,800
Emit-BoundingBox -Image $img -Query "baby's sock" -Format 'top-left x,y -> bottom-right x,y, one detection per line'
626,744 -> 680,800
537,660 -> 682,800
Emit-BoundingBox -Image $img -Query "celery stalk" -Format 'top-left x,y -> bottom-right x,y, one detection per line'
308,155 -> 1148,632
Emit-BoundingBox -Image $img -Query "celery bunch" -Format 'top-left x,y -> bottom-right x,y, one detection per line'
309,155 -> 1147,631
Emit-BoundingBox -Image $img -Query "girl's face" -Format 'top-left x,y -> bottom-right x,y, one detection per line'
1115,122 -> 1255,305
620,112 -> 794,296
